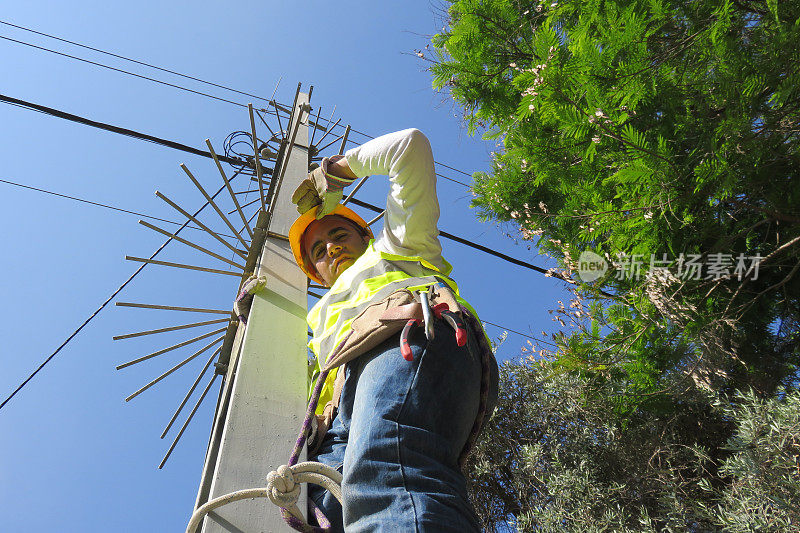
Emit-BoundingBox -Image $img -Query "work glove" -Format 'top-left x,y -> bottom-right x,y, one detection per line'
234,274 -> 268,324
291,156 -> 355,219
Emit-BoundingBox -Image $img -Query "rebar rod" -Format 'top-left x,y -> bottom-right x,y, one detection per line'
254,108 -> 275,138
205,139 -> 254,240
161,347 -> 220,438
124,256 -> 240,277
314,117 -> 341,148
113,317 -> 229,340
245,205 -> 260,225
0,169 -> 244,413
180,164 -> 250,249
124,335 -> 224,401
138,220 -> 245,270
234,196 -> 262,211
271,99 -> 284,134
338,124 -> 351,154
233,188 -> 261,196
159,373 -> 219,469
267,99 -> 308,221
315,132 -> 345,154
116,327 -> 227,370
155,191 -> 247,260
342,176 -> 368,206
367,211 -> 385,225
248,104 -> 267,212
115,302 -> 231,314
309,105 -> 323,149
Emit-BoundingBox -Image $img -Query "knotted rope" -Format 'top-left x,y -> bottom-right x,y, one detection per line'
267,462 -> 343,532
183,459 -> 342,533
184,367 -> 340,533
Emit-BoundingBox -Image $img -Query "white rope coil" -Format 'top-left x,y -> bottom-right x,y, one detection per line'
185,461 -> 343,532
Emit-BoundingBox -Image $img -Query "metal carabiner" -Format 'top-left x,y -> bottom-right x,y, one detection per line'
419,287 -> 435,341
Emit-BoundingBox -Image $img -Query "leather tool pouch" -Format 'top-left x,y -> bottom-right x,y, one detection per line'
321,289 -> 422,373
310,283 -> 496,457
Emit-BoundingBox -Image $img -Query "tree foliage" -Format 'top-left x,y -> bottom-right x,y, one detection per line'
466,361 -> 800,531
431,0 -> 800,400
432,0 -> 800,400
428,0 -> 800,529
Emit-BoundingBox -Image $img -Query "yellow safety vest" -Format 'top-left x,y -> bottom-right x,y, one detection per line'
307,241 -> 481,413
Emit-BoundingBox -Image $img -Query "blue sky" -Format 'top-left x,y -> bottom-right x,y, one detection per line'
0,2 -> 570,531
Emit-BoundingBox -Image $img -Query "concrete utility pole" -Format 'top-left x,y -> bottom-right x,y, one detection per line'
195,93 -> 311,532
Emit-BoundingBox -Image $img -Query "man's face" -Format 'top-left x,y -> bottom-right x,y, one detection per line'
302,215 -> 369,286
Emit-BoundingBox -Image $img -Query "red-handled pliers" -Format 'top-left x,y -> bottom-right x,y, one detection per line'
400,319 -> 420,361
440,310 -> 467,347
432,303 -> 467,347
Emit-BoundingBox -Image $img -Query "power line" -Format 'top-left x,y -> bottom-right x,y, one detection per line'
481,319 -> 558,348
0,91 -> 472,194
0,29 -> 561,406
0,177 -> 199,231
0,176 -> 243,241
2,173 -> 557,349
0,22 -> 473,187
436,161 -> 472,179
0,93 -> 245,166
436,173 -> 470,188
1,92 -> 549,279
0,19 -> 276,106
0,151 -> 554,411
0,170 -> 243,412
346,197 -> 552,276
307,116 -> 472,187
0,34 -> 249,109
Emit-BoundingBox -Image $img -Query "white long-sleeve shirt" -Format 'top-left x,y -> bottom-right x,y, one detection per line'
344,128 -> 449,274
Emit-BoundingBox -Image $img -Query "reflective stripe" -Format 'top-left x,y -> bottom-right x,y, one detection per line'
311,266 -> 455,351
307,242 -> 469,413
316,274 -> 442,361
309,243 -> 452,357
308,248 -> 451,339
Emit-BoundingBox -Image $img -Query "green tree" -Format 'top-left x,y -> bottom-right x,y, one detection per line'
428,0 -> 800,529
431,0 -> 800,399
467,361 -> 800,531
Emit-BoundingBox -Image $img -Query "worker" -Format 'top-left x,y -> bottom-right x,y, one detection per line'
288,128 -> 498,532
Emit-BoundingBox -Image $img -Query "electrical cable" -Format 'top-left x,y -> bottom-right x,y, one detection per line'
0,169 -> 243,413
0,19 -> 275,106
0,92 -> 560,357
0,177 -> 228,236
435,173 -> 471,187
0,22 -> 471,187
305,116 -> 472,186
2,174 -> 554,349
1,92 -> 552,276
346,197 -> 552,275
481,320 -> 558,348
0,93 -> 245,166
0,34 -> 248,108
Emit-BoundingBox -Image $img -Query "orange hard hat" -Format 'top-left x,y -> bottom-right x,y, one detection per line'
289,204 -> 374,285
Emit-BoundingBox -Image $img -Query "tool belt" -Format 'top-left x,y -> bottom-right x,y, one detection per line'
309,282 -> 496,464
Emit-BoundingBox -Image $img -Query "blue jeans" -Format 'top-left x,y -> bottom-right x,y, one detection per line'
309,319 -> 496,532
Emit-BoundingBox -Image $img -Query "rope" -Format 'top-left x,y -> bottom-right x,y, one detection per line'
184,461 -> 343,533
268,463 -> 343,528
185,366 -> 339,532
